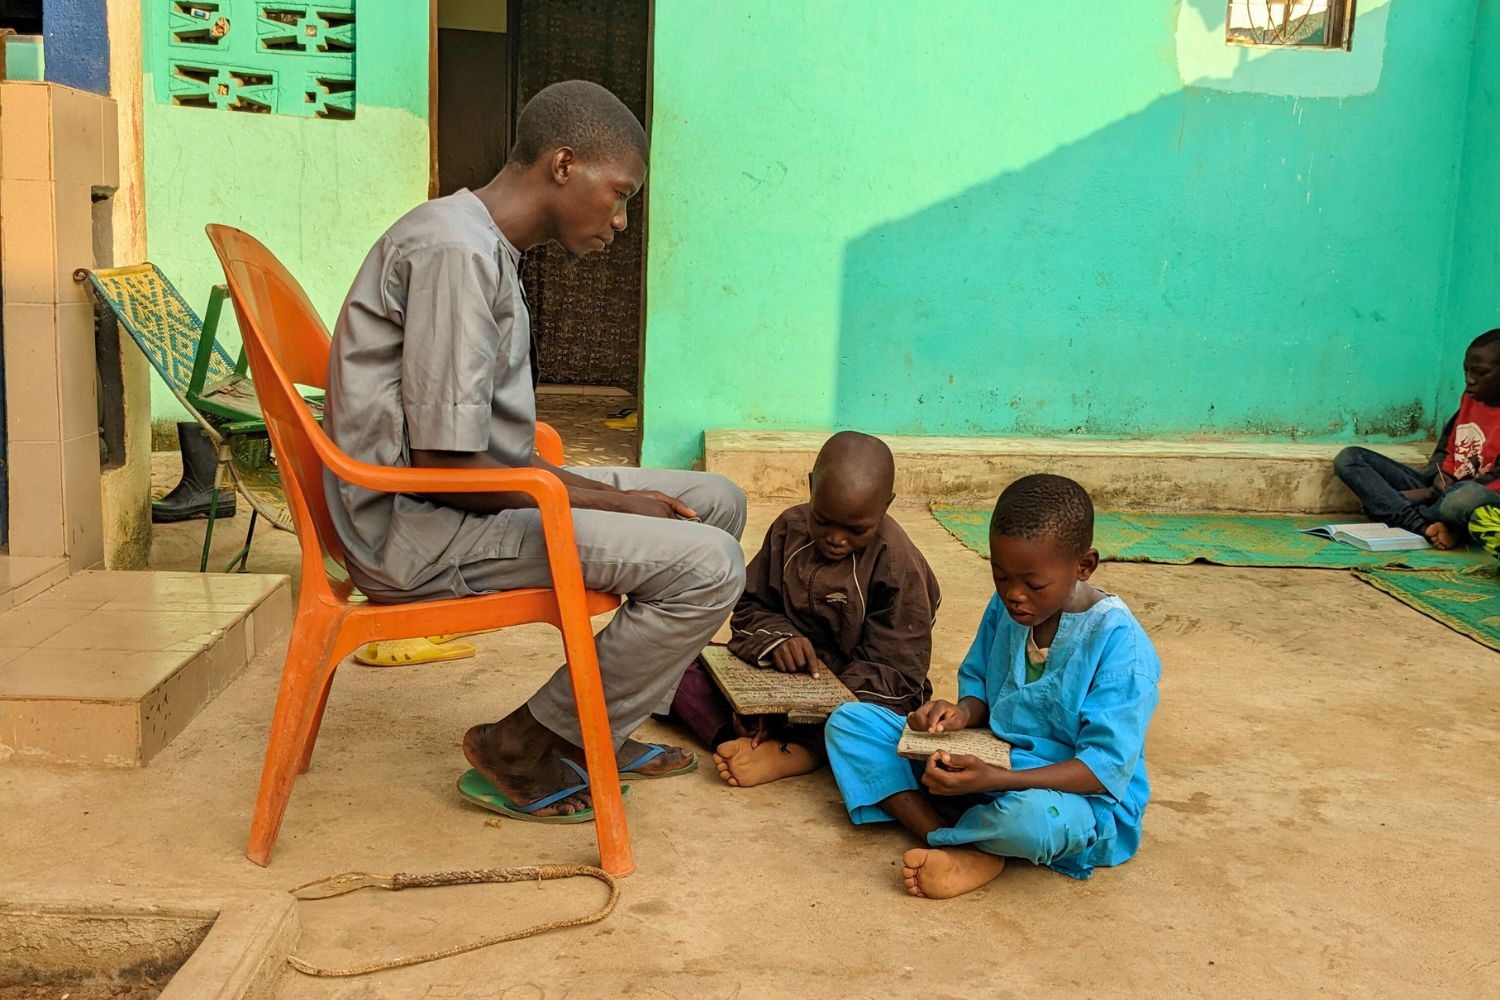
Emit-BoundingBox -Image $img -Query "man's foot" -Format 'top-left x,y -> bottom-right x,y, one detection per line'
711,737 -> 819,787
462,706 -> 593,818
616,737 -> 696,777
1424,521 -> 1459,550
901,847 -> 1006,899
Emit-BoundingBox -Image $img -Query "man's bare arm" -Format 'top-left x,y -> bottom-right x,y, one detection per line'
531,455 -> 698,519
410,449 -> 675,518
532,454 -> 623,494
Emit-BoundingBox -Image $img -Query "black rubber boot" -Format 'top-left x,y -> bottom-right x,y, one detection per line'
152,422 -> 237,523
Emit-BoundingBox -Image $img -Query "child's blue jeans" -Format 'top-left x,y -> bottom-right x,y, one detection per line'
1333,447 -> 1496,538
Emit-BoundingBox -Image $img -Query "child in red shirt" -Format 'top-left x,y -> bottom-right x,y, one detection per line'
1334,330 -> 1500,548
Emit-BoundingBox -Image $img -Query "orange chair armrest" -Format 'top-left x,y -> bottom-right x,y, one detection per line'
535,421 -> 565,466
310,432 -> 569,508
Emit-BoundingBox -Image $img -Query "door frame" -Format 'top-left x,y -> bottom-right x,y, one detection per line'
633,0 -> 654,458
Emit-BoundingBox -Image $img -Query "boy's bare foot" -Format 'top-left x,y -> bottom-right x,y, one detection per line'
462,706 -> 593,817
616,737 -> 695,776
1424,522 -> 1459,550
711,737 -> 819,787
901,847 -> 1005,899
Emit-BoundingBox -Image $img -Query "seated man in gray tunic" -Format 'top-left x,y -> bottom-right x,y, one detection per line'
324,81 -> 747,820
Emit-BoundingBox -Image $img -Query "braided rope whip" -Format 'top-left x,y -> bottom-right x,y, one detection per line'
286,864 -> 620,977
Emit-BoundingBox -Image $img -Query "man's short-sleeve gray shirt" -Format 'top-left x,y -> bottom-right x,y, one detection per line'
324,189 -> 535,597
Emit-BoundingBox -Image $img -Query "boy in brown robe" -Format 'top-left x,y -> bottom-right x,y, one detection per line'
669,432 -> 941,786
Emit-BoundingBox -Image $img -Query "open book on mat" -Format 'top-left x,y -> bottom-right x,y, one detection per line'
1299,522 -> 1430,552
897,725 -> 1013,769
700,645 -> 856,722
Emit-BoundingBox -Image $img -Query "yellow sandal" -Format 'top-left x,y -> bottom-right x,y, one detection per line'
354,636 -> 477,668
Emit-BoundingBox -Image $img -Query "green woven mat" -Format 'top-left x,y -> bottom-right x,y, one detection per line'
929,505 -> 1490,571
1353,566 -> 1500,651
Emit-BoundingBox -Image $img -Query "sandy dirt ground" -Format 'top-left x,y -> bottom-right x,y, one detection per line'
3,468 -> 1497,999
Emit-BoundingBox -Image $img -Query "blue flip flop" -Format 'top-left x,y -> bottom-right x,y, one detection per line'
456,759 -> 631,824
616,743 -> 699,780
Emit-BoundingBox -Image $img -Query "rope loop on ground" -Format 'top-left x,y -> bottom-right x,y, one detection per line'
286,864 -> 620,977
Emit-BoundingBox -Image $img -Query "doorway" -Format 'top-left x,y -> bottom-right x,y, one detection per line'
434,0 -> 650,465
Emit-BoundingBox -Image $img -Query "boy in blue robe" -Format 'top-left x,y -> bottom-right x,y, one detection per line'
824,474 -> 1162,898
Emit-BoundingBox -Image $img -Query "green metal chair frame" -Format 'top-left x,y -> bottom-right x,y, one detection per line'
76,263 -> 322,572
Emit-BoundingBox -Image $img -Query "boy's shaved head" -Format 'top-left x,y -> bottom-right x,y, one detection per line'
990,474 -> 1094,557
811,431 -> 895,504
805,432 -> 895,561
509,80 -> 648,167
1470,329 -> 1500,355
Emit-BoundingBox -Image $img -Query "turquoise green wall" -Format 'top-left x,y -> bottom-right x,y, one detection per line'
642,0 -> 1484,468
1441,0 -> 1500,405
143,3 -> 430,422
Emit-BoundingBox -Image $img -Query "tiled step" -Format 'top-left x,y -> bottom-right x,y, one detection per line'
0,556 -> 70,612
0,570 -> 291,766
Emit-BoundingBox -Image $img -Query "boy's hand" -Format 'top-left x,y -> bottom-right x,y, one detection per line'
921,751 -> 1008,796
908,699 -> 968,734
769,637 -> 825,679
732,713 -> 771,749
623,489 -> 698,520
1401,488 -> 1436,503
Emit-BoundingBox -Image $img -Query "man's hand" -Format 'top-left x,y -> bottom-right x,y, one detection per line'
921,751 -> 1008,796
609,492 -> 677,519
623,489 -> 698,520
769,637 -> 825,679
908,699 -> 969,734
1401,488 -> 1436,503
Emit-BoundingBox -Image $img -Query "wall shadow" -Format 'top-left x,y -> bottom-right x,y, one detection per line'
834,6 -> 1451,445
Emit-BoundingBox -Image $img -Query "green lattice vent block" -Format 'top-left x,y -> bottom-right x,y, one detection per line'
160,1 -> 355,119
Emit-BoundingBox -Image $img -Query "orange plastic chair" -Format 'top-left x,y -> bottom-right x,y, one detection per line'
204,224 -> 632,875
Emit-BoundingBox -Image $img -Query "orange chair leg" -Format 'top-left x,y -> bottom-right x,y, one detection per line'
246,604 -> 341,867
556,620 -> 634,878
296,670 -> 337,775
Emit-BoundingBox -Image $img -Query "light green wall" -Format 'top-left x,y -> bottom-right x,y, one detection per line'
143,3 -> 430,422
3,35 -> 44,81
642,0 -> 1485,468
1441,0 -> 1500,404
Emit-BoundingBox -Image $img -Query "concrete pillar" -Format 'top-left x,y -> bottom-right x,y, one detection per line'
0,81 -> 115,570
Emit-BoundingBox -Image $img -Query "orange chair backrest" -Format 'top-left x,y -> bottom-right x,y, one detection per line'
205,224 -> 346,572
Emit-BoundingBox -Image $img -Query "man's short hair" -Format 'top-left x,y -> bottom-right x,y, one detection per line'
509,80 -> 648,167
990,474 -> 1094,557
